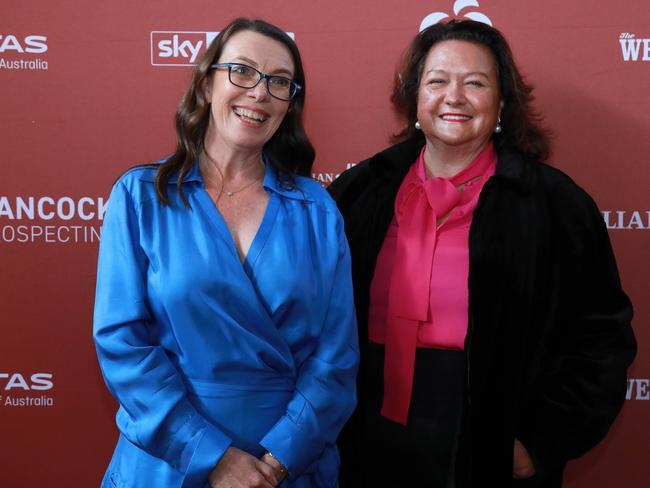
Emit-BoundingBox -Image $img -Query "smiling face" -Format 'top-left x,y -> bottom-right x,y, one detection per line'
417,40 -> 501,155
204,30 -> 294,155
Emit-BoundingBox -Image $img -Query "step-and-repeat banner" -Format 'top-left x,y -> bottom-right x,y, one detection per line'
1,0 -> 648,486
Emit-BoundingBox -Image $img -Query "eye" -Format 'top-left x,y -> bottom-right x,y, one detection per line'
425,78 -> 447,88
232,64 -> 256,77
269,76 -> 291,87
467,80 -> 484,87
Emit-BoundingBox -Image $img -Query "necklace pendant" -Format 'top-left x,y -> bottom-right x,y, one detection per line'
226,191 -> 234,197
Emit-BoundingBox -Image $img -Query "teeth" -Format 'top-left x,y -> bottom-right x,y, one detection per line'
234,108 -> 266,122
441,114 -> 471,121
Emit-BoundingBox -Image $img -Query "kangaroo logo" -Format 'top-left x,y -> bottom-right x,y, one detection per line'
420,0 -> 493,31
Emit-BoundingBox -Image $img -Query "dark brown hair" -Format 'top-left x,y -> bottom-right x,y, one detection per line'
391,19 -> 550,162
155,18 -> 315,205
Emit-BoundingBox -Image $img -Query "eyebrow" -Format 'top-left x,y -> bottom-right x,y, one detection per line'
426,69 -> 490,79
231,56 -> 294,77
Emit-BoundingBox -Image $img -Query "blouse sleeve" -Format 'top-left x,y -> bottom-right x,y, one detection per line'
93,180 -> 232,487
258,212 -> 360,478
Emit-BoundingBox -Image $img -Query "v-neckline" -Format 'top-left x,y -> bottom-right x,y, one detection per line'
197,187 -> 280,275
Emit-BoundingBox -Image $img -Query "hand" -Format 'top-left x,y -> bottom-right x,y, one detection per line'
209,446 -> 279,488
261,452 -> 288,485
512,438 -> 536,479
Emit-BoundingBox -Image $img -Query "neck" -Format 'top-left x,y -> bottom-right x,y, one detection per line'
423,137 -> 491,179
202,127 -> 264,180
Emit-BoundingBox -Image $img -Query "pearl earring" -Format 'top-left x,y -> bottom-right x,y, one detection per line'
415,121 -> 421,130
494,117 -> 502,134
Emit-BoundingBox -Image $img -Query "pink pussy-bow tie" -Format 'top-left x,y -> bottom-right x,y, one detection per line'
381,173 -> 463,424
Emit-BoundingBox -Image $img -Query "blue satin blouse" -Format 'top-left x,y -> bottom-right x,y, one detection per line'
93,159 -> 359,488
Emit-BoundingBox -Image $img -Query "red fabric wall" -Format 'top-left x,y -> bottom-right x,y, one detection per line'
1,1 -> 648,485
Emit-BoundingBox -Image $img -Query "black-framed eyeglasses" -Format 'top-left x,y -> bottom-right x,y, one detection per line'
210,62 -> 302,101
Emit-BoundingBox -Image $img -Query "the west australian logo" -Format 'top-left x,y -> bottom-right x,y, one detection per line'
627,378 -> 650,401
602,210 -> 650,230
619,33 -> 650,61
0,34 -> 48,71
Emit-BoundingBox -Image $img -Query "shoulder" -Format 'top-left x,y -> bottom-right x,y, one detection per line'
327,160 -> 373,202
523,161 -> 607,240
110,161 -> 163,208
536,162 -> 601,216
273,174 -> 349,249
329,137 -> 423,209
116,163 -> 159,186
498,150 -> 600,215
291,174 -> 341,215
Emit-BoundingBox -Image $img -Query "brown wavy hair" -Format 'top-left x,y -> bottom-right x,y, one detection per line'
155,18 -> 315,205
391,19 -> 550,162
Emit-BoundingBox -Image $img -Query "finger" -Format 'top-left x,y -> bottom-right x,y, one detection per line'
513,465 -> 535,479
248,469 -> 275,488
513,459 -> 535,478
512,439 -> 536,479
256,459 -> 279,486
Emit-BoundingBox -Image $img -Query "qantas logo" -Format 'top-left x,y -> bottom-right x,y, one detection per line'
0,34 -> 48,54
0,373 -> 53,391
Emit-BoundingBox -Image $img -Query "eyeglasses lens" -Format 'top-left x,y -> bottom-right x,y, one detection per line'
228,65 -> 295,101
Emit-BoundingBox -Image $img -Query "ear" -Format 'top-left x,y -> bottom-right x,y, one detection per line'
201,75 -> 212,101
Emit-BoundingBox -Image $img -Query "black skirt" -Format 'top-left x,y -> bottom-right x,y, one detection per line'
359,343 -> 466,488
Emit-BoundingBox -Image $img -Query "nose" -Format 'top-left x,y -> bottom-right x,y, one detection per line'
444,81 -> 465,106
247,78 -> 269,101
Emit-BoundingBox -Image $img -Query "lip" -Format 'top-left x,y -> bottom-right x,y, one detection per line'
232,105 -> 270,126
439,113 -> 473,122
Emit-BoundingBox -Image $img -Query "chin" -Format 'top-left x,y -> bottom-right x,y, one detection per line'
431,135 -> 474,147
229,133 -> 270,150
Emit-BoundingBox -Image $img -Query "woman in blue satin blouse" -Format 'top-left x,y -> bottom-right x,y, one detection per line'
93,18 -> 358,488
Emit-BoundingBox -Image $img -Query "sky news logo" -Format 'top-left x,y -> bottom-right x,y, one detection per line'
151,31 -> 219,66
150,30 -> 295,67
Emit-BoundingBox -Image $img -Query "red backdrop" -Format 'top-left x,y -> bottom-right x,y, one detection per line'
1,1 -> 648,485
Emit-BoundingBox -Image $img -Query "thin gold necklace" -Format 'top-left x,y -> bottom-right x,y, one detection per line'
202,150 -> 264,198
